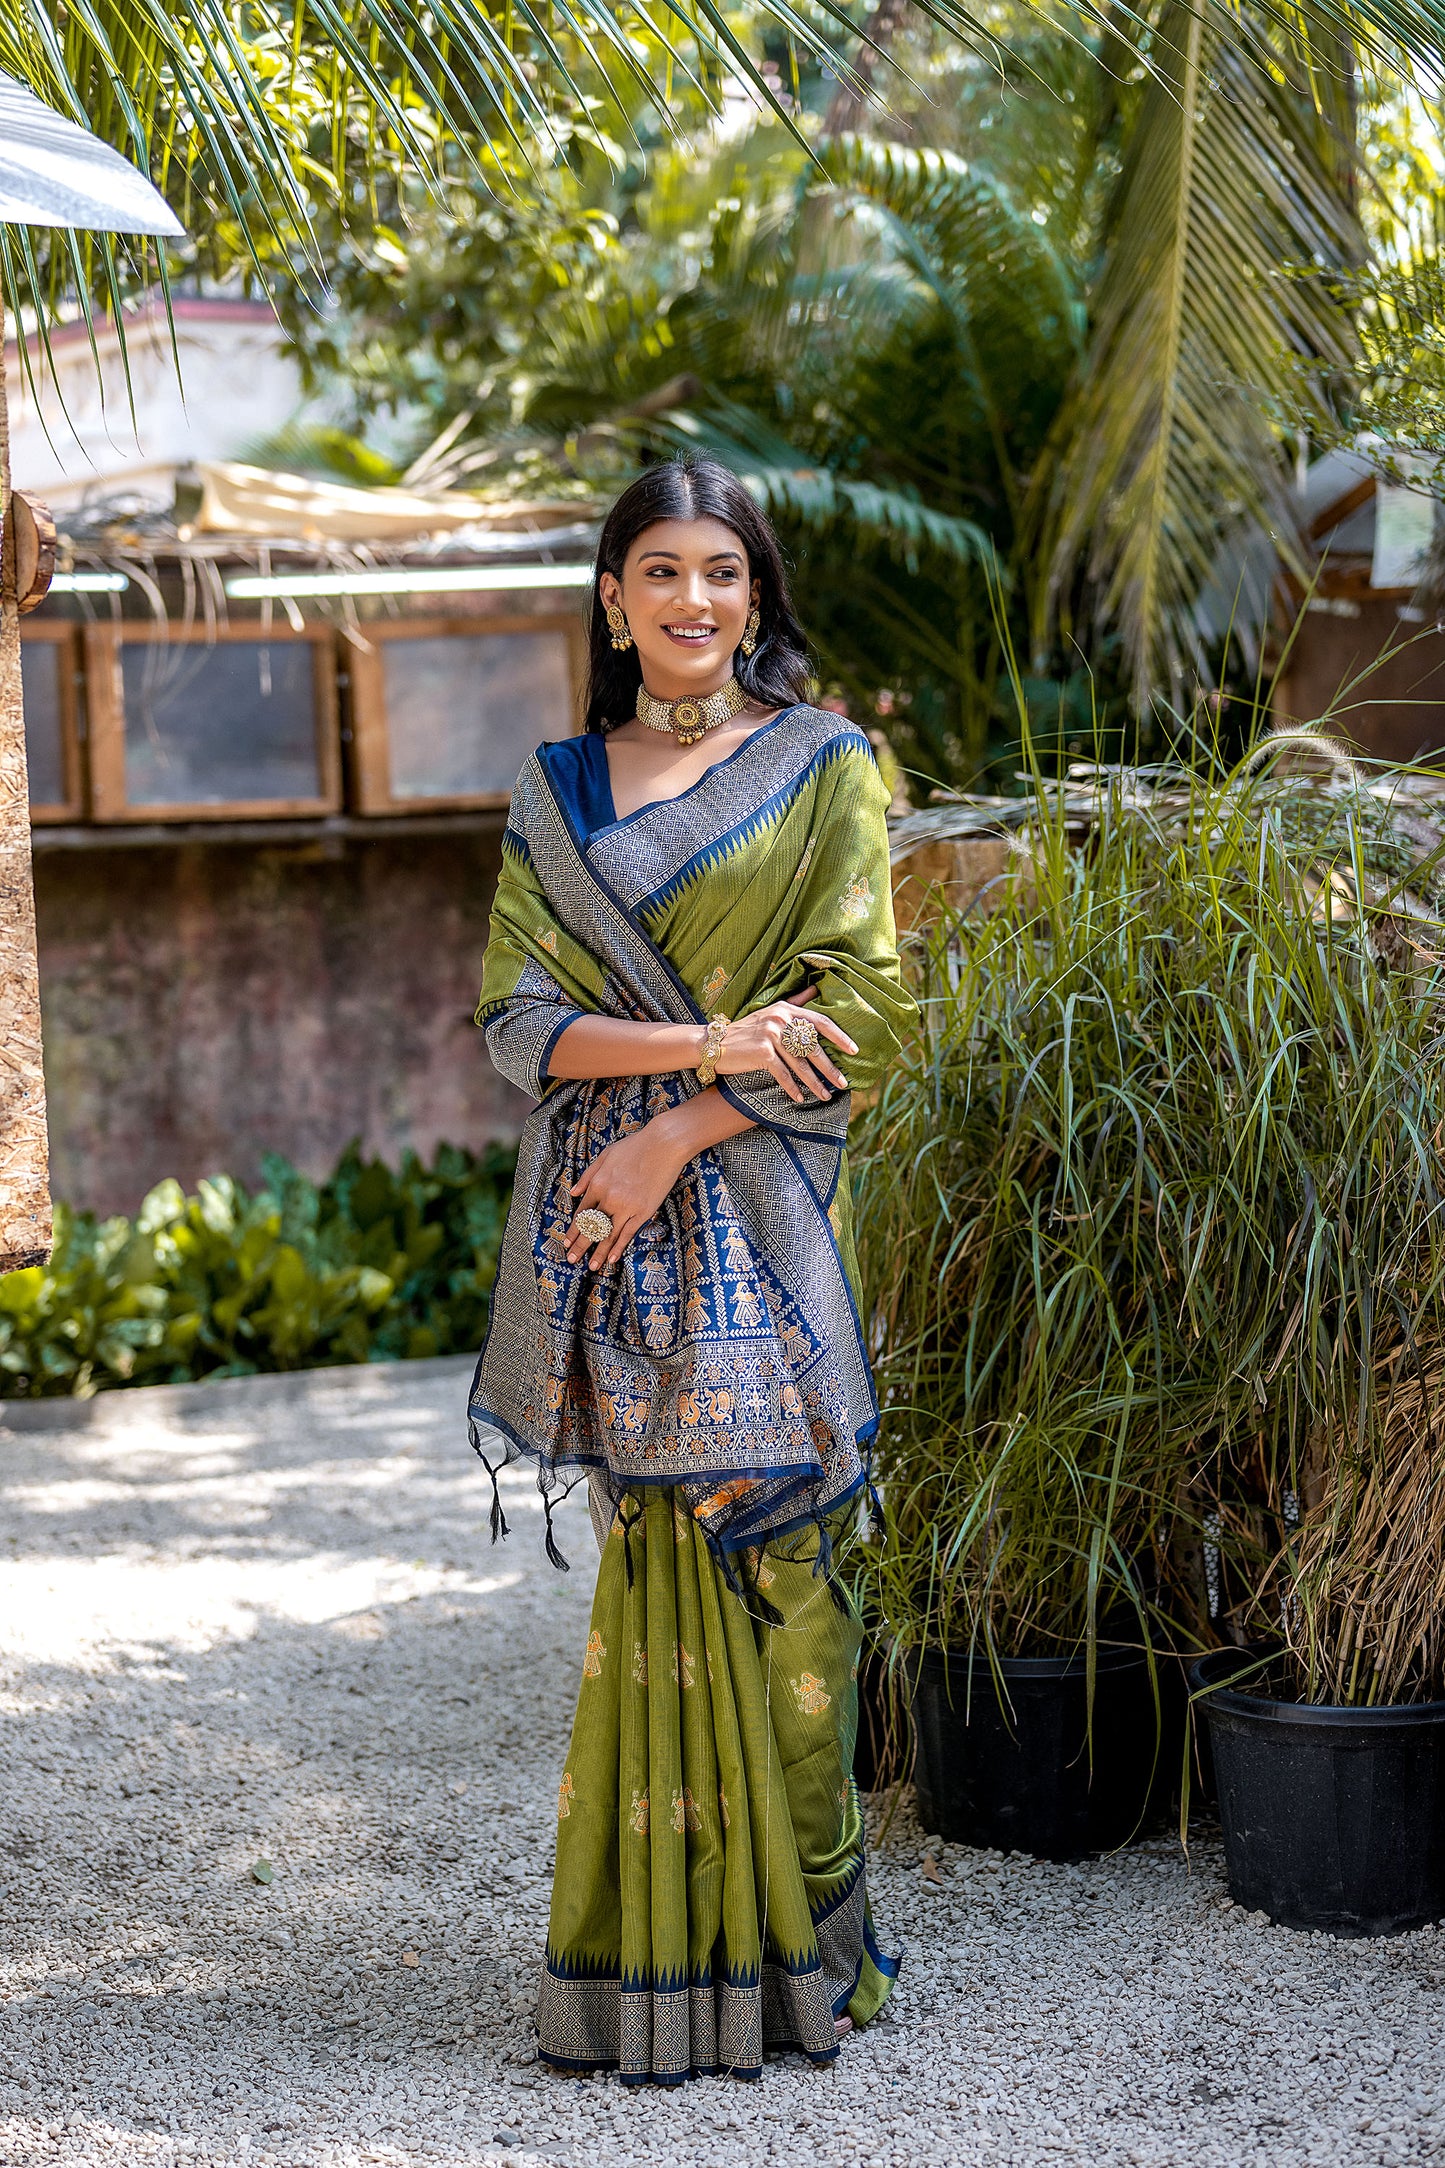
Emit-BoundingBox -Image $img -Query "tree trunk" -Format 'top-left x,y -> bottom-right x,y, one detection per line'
0,296 -> 52,1270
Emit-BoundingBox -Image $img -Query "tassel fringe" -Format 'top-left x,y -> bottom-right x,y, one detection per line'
469,1418 -> 510,1545
543,1490 -> 570,1573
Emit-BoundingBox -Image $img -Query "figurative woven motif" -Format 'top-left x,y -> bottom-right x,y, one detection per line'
470,706 -> 918,1555
838,876 -> 874,925
536,1491 -> 899,2084
518,1069 -> 855,1486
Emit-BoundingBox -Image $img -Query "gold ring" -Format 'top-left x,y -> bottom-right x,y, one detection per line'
573,1206 -> 614,1244
780,1016 -> 820,1057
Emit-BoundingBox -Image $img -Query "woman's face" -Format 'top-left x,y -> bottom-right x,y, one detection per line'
599,516 -> 760,696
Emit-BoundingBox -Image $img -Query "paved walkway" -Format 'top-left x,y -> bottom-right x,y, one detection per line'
0,1358 -> 1440,2167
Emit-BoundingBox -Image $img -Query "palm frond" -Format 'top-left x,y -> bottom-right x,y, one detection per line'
1035,0 -> 1365,706
1322,185 -> 1445,472
807,134 -> 1084,520
0,0 -> 1074,324
647,394 -> 995,567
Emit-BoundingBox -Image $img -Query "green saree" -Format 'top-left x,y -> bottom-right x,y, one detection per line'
541,1492 -> 897,2082
470,704 -> 915,2081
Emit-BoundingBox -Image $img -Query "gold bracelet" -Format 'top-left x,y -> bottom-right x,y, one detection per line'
696,1012 -> 730,1087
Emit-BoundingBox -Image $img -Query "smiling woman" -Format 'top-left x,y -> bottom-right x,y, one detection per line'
467,456 -> 917,2086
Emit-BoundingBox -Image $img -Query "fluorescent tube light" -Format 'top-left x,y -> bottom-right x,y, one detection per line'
50,571 -> 130,593
224,564 -> 594,600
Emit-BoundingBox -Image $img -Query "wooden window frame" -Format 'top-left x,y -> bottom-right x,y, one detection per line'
83,620 -> 341,823
344,612 -> 586,815
20,621 -> 85,824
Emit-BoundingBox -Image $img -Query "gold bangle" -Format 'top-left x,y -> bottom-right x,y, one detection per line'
696,1012 -> 730,1087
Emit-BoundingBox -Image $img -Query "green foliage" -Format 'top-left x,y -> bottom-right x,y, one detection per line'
288,0 -> 1384,772
852,730 -> 1445,1701
0,0 -> 1007,364
0,1140 -> 515,1398
1034,0 -> 1364,708
4,3 -> 1442,729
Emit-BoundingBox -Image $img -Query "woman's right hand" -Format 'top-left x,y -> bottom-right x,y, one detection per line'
716,988 -> 857,1104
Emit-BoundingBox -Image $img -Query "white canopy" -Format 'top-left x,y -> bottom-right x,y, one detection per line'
0,72 -> 184,234
196,461 -> 597,545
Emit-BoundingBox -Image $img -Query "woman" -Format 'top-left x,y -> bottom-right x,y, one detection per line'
470,455 -> 916,2087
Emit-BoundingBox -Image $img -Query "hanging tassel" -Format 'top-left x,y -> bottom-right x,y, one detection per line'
716,1541 -> 748,1607
468,1419 -> 510,1545
707,1529 -> 785,1625
543,1490 -> 570,1574
744,1551 -> 785,1629
807,1509 -> 851,1613
751,1584 -> 787,1630
621,1511 -> 636,1590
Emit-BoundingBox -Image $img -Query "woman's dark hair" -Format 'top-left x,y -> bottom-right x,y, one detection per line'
582,455 -> 812,734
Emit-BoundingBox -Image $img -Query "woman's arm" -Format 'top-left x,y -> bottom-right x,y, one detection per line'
545,1014 -> 707,1080
563,1088 -> 757,1270
547,991 -> 855,1099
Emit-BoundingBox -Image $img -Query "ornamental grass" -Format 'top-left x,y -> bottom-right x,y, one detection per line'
853,732 -> 1445,1704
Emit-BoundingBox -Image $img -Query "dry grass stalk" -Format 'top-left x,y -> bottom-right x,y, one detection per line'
1275,1349 -> 1445,1704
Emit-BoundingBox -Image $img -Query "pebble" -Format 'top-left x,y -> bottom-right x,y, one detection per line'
0,1355 -> 1439,2166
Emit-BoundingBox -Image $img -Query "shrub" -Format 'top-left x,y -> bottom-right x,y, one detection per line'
0,1140 -> 516,1397
853,738 -> 1445,1701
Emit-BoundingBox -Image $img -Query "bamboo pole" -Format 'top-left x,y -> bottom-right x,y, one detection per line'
0,294 -> 52,1270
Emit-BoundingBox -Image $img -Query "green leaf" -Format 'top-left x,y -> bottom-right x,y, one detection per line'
1033,0 -> 1364,703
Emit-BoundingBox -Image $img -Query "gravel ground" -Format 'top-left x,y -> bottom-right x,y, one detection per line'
0,1356 -> 1440,2168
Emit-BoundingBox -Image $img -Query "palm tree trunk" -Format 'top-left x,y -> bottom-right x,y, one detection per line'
0,294 -> 52,1270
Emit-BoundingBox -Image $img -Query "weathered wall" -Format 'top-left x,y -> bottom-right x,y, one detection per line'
34,827 -> 529,1218
1274,601 -> 1445,764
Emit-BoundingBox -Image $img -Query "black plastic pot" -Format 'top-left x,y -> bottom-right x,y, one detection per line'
1191,1649 -> 1445,1938
909,1645 -> 1170,1861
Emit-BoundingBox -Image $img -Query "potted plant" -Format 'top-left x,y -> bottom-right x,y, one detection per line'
854,761 -> 1210,1859
1193,1184 -> 1445,1936
854,730 -> 1445,1879
1176,742 -> 1445,1936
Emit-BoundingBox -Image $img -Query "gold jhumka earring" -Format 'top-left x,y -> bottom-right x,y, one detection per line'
605,603 -> 633,652
740,606 -> 761,658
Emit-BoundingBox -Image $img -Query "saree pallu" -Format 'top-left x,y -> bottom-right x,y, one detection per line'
471,704 -> 917,1555
539,1491 -> 898,2083
470,704 -> 916,2080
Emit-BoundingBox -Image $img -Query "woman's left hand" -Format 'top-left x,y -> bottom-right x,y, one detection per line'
565,1128 -> 688,1271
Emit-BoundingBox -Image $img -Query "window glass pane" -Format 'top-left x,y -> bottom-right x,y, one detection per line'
20,640 -> 66,805
120,639 -> 322,806
382,631 -> 573,800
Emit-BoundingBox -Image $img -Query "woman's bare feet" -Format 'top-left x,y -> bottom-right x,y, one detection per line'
835,2015 -> 854,2038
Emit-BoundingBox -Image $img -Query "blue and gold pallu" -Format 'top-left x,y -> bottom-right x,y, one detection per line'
470,704 -> 915,2080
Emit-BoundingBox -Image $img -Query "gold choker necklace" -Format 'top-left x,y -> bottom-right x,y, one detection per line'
637,676 -> 748,748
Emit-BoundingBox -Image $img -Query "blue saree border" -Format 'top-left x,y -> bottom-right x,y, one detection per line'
534,747 -> 708,1026
635,730 -> 873,923
576,703 -> 805,842
464,1391 -> 875,1557
713,1076 -> 848,1149
537,1006 -> 586,1085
